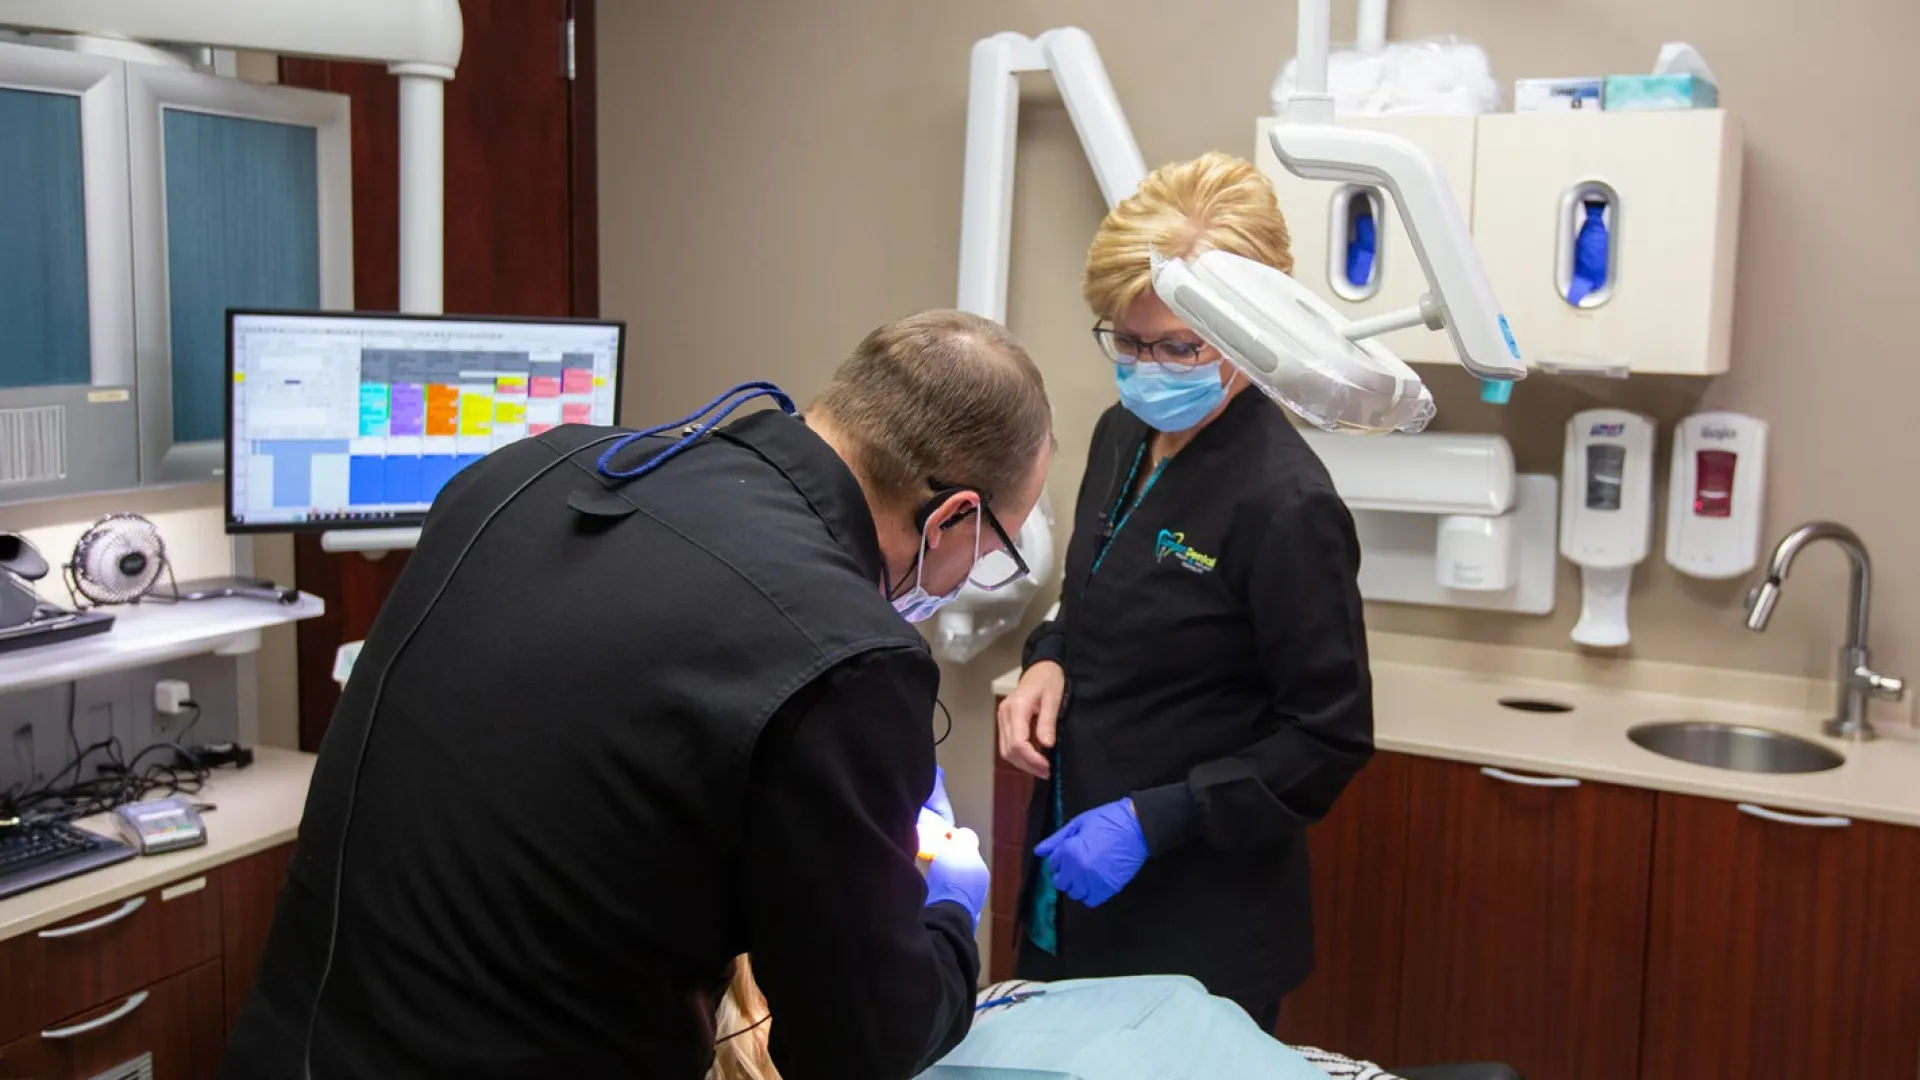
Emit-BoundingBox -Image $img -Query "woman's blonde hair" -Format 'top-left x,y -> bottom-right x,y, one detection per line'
709,956 -> 777,1080
1082,151 -> 1294,324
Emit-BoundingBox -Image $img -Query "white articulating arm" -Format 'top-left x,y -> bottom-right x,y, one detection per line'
941,28 -> 1143,663
0,0 -> 462,316
956,28 -> 1145,325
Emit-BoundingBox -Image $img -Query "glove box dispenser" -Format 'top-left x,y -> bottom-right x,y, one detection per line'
1254,115 -> 1479,365
1469,109 -> 1743,377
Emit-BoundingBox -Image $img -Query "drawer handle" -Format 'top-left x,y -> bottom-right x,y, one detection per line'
1737,803 -> 1851,829
40,990 -> 149,1040
1479,766 -> 1581,789
36,895 -> 145,939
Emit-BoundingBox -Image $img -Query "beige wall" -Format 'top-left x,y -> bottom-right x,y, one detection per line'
598,1 -> 1920,833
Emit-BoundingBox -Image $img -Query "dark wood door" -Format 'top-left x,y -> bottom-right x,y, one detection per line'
220,842 -> 297,1030
988,733 -> 1034,984
283,0 -> 601,750
1394,755 -> 1656,1079
1640,793 -> 1920,1080
1276,750 -> 1411,1063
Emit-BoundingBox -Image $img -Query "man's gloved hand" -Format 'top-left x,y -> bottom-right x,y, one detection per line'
923,765 -> 954,824
1035,799 -> 1148,909
924,827 -> 990,929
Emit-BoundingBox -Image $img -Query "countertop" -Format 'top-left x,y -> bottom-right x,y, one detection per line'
1,747 -> 315,942
991,659 -> 1920,828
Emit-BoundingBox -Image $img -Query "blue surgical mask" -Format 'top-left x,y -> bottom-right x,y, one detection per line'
890,514 -> 980,623
1115,360 -> 1230,433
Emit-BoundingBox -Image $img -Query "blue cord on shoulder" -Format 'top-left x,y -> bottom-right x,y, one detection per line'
595,382 -> 795,480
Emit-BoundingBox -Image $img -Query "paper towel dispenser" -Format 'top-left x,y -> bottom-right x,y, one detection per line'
1300,430 -> 1514,516
1301,430 -> 1552,605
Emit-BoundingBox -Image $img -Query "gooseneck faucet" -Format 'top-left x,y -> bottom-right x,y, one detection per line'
1745,521 -> 1905,740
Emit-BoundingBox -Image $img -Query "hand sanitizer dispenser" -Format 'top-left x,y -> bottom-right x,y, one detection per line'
1561,409 -> 1654,647
1665,412 -> 1767,579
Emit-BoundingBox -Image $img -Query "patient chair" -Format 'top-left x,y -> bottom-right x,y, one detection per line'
1394,1065 -> 1522,1080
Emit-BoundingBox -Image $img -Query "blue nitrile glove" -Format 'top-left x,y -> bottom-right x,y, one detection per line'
925,826 -> 990,929
1568,201 -> 1609,305
924,764 -> 954,824
1035,798 -> 1148,909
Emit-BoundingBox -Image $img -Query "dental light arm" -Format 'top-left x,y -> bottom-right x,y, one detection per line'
1264,0 -> 1525,401
1267,122 -> 1523,389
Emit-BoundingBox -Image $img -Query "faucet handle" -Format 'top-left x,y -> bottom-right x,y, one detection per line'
1862,668 -> 1906,702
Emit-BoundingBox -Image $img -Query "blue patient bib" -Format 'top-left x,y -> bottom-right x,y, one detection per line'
917,977 -> 1328,1080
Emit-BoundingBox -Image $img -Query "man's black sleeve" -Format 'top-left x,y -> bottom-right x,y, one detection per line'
742,647 -> 979,1080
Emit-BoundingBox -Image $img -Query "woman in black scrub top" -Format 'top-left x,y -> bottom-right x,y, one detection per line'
997,151 -> 1375,1031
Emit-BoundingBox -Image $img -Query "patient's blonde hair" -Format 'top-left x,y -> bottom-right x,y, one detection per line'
1082,151 -> 1295,324
709,956 -> 776,1080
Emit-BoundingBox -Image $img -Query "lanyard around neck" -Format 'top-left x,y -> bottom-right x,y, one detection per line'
1091,442 -> 1167,575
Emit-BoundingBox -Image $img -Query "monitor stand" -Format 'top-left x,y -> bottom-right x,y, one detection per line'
320,528 -> 423,560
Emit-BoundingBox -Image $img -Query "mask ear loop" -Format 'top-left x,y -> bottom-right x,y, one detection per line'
887,491 -> 983,600
595,381 -> 795,481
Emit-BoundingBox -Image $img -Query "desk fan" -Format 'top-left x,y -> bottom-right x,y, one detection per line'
64,513 -> 175,609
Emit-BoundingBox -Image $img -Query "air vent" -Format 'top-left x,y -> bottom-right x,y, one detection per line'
88,1052 -> 154,1080
0,405 -> 67,485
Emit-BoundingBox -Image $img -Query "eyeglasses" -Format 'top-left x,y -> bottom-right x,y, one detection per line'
925,479 -> 1031,591
1092,323 -> 1214,368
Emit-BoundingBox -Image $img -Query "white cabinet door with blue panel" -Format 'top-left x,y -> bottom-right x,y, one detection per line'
126,65 -> 352,484
0,42 -> 137,503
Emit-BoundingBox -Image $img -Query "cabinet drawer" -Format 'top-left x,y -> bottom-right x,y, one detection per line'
0,958 -> 225,1080
0,871 -> 223,1043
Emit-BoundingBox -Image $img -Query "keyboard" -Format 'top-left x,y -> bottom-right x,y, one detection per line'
0,821 -> 136,901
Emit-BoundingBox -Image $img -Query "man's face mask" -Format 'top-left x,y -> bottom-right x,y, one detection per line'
890,508 -> 982,624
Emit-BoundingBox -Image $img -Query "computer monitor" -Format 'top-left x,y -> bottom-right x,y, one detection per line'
224,309 -> 626,534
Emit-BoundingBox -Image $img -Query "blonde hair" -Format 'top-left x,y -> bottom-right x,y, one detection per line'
709,956 -> 777,1080
1082,151 -> 1295,323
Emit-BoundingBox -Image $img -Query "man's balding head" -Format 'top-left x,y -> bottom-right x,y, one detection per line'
809,310 -> 1053,511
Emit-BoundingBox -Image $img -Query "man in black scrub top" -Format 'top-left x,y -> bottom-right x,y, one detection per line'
223,311 -> 1053,1080
998,152 -> 1374,1030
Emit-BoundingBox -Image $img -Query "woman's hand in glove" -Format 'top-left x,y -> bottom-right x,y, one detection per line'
1035,799 -> 1147,909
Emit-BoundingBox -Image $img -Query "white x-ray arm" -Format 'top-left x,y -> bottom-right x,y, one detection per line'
957,28 -> 1146,324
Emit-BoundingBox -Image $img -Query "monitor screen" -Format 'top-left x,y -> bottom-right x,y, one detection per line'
225,310 -> 625,533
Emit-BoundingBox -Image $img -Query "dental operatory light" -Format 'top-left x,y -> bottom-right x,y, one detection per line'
1154,0 -> 1526,428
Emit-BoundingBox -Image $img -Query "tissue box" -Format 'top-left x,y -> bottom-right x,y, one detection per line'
1515,77 -> 1603,113
1603,73 -> 1717,111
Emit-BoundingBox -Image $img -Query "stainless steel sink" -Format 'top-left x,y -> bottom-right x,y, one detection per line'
1627,721 -> 1845,775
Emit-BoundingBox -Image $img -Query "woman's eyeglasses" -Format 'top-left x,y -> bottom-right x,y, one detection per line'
1092,324 -> 1213,368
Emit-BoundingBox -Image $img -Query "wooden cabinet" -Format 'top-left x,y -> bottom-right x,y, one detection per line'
220,842 -> 295,1031
1640,793 -> 1920,1080
0,960 -> 226,1080
988,753 -> 1035,984
983,724 -> 1920,1077
0,842 -> 293,1080
1395,756 -> 1656,1079
1276,750 -> 1410,1063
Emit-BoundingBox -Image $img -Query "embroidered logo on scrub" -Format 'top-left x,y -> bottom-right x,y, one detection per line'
1155,529 -> 1218,574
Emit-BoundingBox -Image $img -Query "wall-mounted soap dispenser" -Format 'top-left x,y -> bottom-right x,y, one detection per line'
1561,409 -> 1654,647
1666,412 -> 1767,579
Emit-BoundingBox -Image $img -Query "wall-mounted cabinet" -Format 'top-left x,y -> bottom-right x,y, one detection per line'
0,41 -> 351,504
0,45 -> 137,500
1254,110 -> 1743,379
1256,116 -> 1478,365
